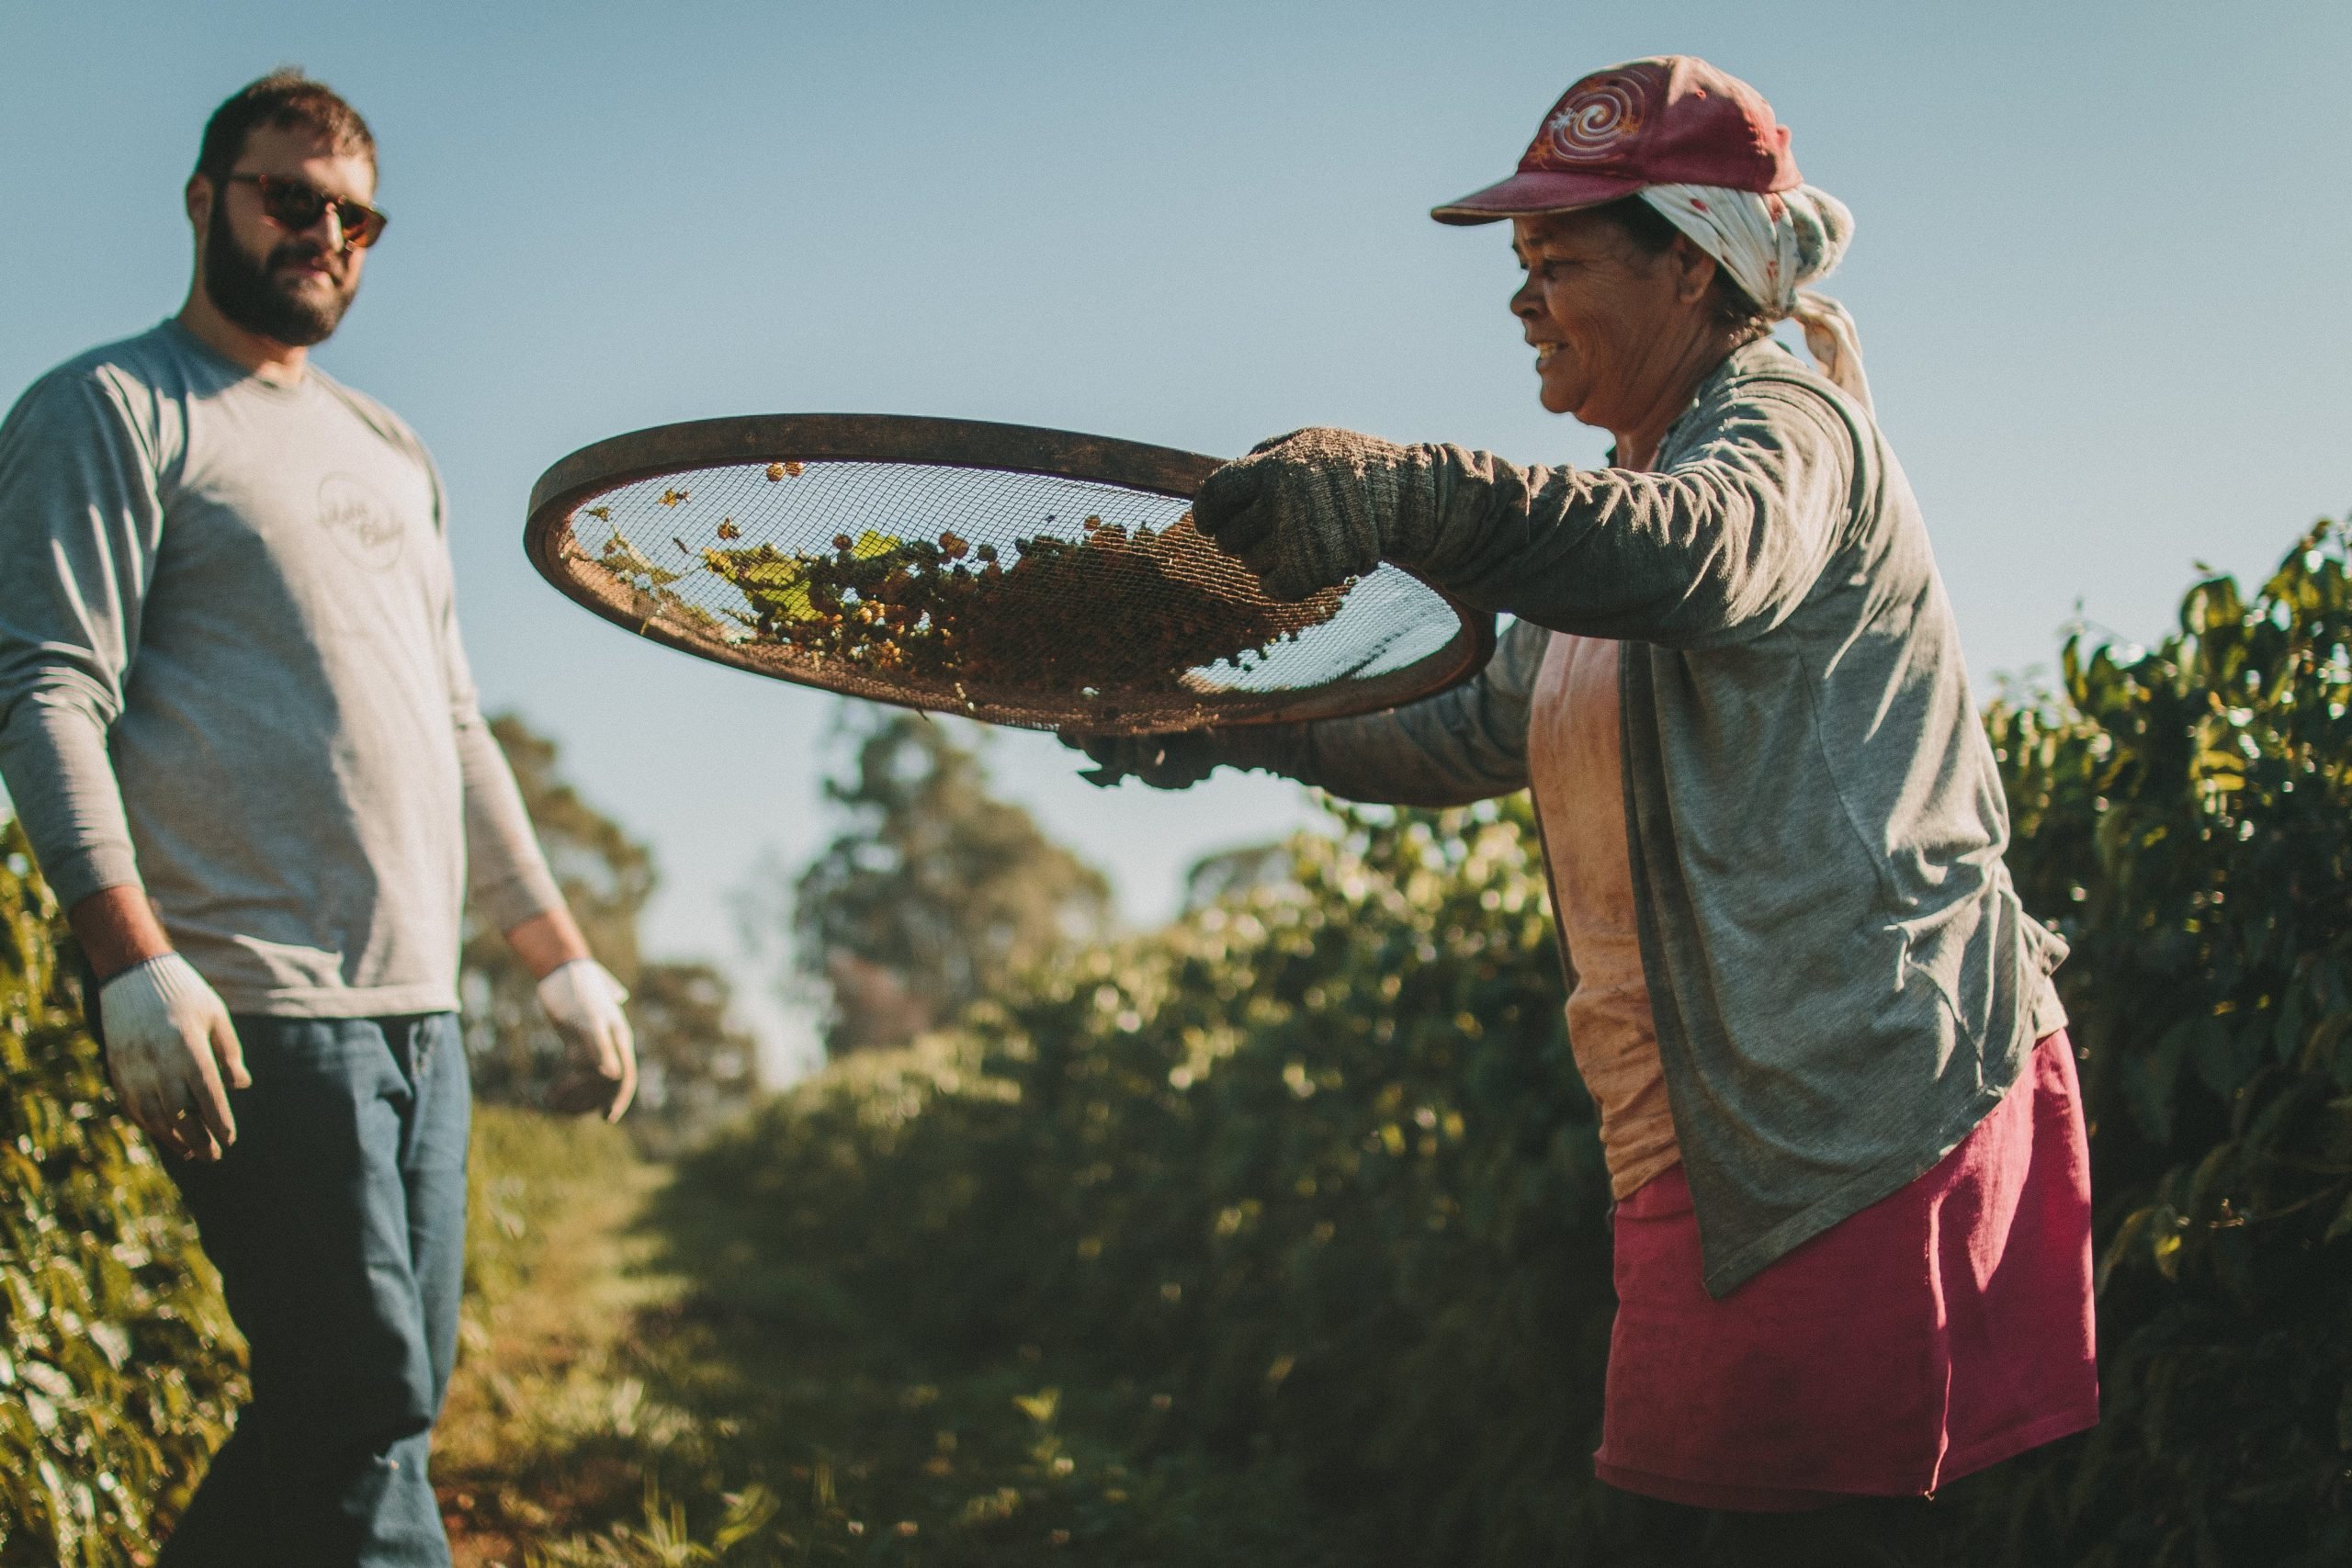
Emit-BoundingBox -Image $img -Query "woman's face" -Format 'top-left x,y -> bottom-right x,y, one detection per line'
1510,211 -> 1714,431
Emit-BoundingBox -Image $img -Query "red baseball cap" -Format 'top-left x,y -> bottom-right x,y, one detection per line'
1431,56 -> 1802,225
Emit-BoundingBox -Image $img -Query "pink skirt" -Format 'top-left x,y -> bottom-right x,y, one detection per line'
1594,1032 -> 2098,1511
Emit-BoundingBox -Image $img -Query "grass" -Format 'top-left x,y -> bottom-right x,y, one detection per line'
437,1109 -> 678,1563
435,1107 -> 1354,1567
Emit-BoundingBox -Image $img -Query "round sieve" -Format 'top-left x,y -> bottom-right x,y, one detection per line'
524,414 -> 1493,734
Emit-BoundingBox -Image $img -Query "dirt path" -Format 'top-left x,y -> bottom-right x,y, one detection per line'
421,1108 -> 1363,1567
434,1122 -> 673,1568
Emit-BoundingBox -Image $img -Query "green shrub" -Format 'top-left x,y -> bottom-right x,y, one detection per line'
669,797 -> 1632,1562
17,520 -> 2352,1565
1982,521 -> 2352,1566
683,522 -> 2352,1565
0,825 -> 243,1567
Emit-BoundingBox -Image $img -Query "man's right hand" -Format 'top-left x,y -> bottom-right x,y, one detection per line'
97,954 -> 249,1162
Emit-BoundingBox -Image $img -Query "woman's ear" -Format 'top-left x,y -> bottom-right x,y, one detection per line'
1669,233 -> 1720,308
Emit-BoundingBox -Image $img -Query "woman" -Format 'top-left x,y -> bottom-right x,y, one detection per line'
1080,56 -> 2096,1540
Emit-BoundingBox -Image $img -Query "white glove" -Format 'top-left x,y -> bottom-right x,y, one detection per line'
98,953 -> 250,1162
536,958 -> 636,1122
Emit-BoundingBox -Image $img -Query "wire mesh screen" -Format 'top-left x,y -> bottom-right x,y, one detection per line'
526,417 -> 1488,734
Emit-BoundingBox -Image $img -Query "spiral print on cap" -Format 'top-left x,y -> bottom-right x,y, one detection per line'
1531,67 -> 1657,167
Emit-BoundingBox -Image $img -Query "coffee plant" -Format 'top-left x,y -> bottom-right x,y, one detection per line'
0,824 -> 244,1566
11,520 -> 2352,1563
670,795 -> 1642,1562
1980,519 -> 2352,1566
682,520 -> 2352,1565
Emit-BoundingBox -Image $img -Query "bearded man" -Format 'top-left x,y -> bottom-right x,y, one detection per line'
0,72 -> 634,1566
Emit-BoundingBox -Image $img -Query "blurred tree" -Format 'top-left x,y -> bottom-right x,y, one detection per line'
775,709 -> 1111,1056
1181,840 -> 1295,913
487,713 -> 655,977
461,715 -> 754,1140
627,958 -> 760,1155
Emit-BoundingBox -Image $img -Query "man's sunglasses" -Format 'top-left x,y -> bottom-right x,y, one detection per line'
222,174 -> 389,251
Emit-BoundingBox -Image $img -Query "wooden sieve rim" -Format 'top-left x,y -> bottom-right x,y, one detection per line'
523,412 -> 1497,729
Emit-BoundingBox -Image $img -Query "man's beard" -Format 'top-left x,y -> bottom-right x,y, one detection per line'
203,197 -> 356,347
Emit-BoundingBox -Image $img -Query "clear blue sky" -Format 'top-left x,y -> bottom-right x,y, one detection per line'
6,1 -> 2348,1076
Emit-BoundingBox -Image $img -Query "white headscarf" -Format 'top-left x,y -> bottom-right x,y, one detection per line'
1635,183 -> 1871,413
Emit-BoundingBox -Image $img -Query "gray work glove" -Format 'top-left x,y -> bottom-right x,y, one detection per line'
98,953 -> 250,1162
1059,726 -> 1312,791
1191,427 -> 1448,602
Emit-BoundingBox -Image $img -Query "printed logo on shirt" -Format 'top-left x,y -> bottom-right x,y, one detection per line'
317,473 -> 404,571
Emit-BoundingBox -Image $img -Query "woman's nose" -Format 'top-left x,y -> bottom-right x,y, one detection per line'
1510,274 -> 1543,319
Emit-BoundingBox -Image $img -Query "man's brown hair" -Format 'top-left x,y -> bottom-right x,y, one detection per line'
194,69 -> 375,184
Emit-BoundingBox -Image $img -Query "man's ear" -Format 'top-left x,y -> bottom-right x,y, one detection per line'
185,174 -> 212,236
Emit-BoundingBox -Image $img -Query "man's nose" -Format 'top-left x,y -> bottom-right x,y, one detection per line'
1510,275 -> 1542,318
292,203 -> 346,253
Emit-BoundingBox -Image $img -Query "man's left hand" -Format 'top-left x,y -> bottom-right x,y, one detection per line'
537,959 -> 637,1122
1191,427 -> 1424,601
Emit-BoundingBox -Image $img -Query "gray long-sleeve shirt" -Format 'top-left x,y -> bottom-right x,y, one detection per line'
1234,339 -> 2067,1294
0,321 -> 563,1017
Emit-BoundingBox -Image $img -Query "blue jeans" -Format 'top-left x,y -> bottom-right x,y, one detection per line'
157,1012 -> 469,1568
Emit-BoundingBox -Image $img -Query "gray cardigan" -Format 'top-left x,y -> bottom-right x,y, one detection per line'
1235,339 -> 2067,1295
